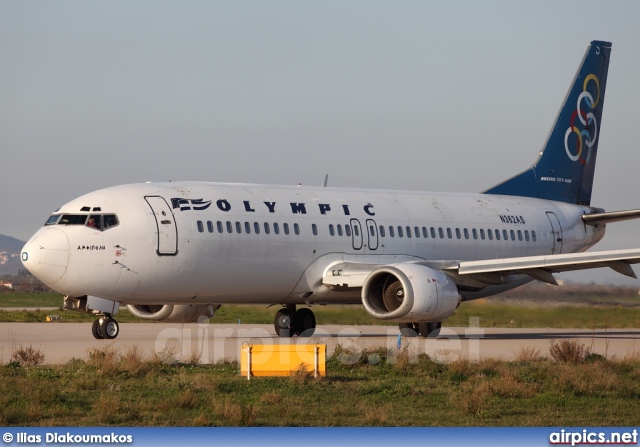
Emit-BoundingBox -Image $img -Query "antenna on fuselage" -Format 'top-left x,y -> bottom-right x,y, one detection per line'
322,174 -> 329,187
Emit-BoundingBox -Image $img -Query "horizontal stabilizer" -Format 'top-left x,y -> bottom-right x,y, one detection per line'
582,209 -> 640,226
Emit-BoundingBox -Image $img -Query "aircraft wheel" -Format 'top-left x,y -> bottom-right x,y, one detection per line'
399,323 -> 418,337
102,317 -> 120,339
292,308 -> 316,337
274,309 -> 293,338
418,322 -> 442,338
92,319 -> 105,339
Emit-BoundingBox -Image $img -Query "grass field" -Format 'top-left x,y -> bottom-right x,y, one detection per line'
1,292 -> 640,329
1,343 -> 639,426
2,292 -> 640,426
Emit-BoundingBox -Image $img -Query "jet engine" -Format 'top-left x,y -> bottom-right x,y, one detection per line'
361,264 -> 460,322
127,304 -> 219,323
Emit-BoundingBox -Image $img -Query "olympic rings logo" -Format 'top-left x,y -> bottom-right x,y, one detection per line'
564,74 -> 600,164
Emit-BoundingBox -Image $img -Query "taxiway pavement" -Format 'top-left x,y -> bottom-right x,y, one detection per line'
2,323 -> 639,365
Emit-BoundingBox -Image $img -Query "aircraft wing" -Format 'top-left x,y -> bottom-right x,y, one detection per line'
444,248 -> 640,285
322,248 -> 640,289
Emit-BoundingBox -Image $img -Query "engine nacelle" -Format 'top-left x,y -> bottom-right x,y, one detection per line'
127,304 -> 219,323
362,264 -> 460,323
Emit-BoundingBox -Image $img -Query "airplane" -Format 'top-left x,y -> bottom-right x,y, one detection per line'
20,40 -> 640,340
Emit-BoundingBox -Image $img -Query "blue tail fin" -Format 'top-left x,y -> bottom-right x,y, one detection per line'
484,40 -> 611,206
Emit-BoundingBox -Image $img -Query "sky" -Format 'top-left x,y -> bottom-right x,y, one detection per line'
2,1 -> 640,284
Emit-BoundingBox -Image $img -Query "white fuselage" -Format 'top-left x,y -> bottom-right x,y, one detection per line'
22,182 -> 605,305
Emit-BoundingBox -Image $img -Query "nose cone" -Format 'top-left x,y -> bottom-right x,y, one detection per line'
21,229 -> 70,286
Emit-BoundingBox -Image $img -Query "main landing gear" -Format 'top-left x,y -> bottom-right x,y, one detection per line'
91,315 -> 120,340
399,322 -> 442,338
274,305 -> 316,337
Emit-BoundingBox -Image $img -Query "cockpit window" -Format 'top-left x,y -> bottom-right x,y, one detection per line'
55,214 -> 119,231
104,214 -> 119,229
45,215 -> 60,226
86,215 -> 102,230
59,214 -> 89,225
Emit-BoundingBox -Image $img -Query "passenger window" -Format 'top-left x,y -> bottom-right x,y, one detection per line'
406,226 -> 411,238
398,226 -> 403,238
495,229 -> 500,240
86,215 -> 103,230
207,221 -> 214,233
532,230 -> 537,242
345,225 -> 351,237
518,230 -> 523,241
284,223 -> 290,235
480,229 -> 485,240
464,228 -> 469,239
235,222 -> 242,233
197,221 -> 204,233
472,229 -> 478,239
294,223 -> 300,235
487,229 -> 493,240
226,221 -> 233,233
510,230 -> 515,240
274,223 -> 280,235
312,224 -> 318,236
254,222 -> 260,234
337,224 -> 343,236
447,228 -> 452,239
525,230 -> 530,241
503,229 -> 508,240
430,227 -> 436,238
455,228 -> 461,239
422,227 -> 428,238
438,228 -> 444,239
264,222 -> 271,234
103,215 -> 119,229
389,226 -> 395,237
217,221 -> 223,233
378,225 -> 384,237
245,222 -> 251,234
329,224 -> 335,236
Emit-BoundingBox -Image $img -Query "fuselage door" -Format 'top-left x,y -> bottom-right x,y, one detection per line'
366,219 -> 378,250
546,211 -> 563,254
350,218 -> 363,250
145,196 -> 178,256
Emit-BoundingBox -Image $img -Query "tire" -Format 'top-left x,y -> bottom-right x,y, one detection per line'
102,317 -> 119,339
92,319 -> 105,339
292,308 -> 316,337
399,323 -> 418,337
274,309 -> 293,337
418,322 -> 442,338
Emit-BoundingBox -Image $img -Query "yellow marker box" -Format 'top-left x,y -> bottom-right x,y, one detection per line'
240,343 -> 326,379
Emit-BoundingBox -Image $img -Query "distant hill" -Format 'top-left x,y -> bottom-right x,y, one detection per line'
0,234 -> 26,276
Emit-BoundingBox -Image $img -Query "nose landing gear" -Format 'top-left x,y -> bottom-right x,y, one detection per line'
91,315 -> 120,339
